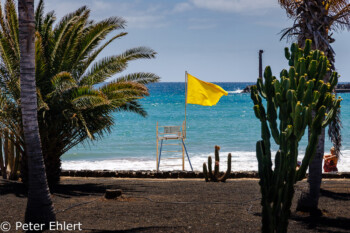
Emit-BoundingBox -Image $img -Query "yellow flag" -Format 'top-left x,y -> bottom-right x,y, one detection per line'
186,73 -> 228,106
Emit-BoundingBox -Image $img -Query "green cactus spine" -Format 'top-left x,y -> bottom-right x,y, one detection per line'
203,146 -> 231,182
251,39 -> 342,233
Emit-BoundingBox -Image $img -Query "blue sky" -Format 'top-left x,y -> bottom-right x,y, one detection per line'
42,0 -> 350,82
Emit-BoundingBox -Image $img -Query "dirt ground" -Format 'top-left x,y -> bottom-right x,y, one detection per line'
0,177 -> 350,233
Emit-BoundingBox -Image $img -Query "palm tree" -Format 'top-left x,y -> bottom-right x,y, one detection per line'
0,0 -> 160,188
278,0 -> 350,213
17,0 -> 56,226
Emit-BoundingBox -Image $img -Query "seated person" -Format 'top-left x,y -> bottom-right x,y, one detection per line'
323,147 -> 338,173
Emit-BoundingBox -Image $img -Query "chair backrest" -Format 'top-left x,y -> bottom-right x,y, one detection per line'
156,122 -> 185,140
163,126 -> 181,134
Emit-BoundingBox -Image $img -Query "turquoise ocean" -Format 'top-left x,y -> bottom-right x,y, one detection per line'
62,82 -> 350,172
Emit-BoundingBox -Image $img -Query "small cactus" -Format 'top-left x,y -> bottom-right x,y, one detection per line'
203,146 -> 231,182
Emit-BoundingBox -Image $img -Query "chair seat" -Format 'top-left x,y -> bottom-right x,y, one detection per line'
159,135 -> 182,140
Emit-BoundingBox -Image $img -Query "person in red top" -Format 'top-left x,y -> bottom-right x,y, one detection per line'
323,147 -> 339,173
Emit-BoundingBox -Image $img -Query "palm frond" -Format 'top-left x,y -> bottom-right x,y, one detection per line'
50,7 -> 89,69
72,17 -> 126,68
114,72 -> 160,85
57,10 -> 90,72
117,100 -> 147,117
79,56 -> 127,85
329,4 -> 350,30
76,32 -> 128,78
51,72 -> 77,92
101,81 -> 149,102
328,107 -> 342,157
4,0 -> 19,59
35,0 -> 45,32
71,87 -> 110,110
80,47 -> 156,85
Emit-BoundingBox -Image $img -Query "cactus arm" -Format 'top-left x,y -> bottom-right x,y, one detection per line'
257,141 -> 274,233
329,72 -> 338,90
214,146 -> 220,178
284,47 -> 291,60
304,39 -> 311,56
299,57 -> 306,75
271,150 -> 285,205
289,67 -> 297,89
295,130 -> 319,181
203,163 -> 209,182
296,76 -> 306,100
257,78 -> 267,98
204,147 -> 231,182
218,153 -> 231,182
207,156 -> 216,181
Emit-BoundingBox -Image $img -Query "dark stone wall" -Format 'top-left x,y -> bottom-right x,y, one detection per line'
60,170 -> 350,179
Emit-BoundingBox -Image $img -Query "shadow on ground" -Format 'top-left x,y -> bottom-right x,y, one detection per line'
0,179 -> 26,197
320,188 -> 350,201
292,215 -> 350,232
0,178 -> 147,198
51,182 -> 146,198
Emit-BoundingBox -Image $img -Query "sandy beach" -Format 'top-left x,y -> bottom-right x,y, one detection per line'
1,177 -> 349,233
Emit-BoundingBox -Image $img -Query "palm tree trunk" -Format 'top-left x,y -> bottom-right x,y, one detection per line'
18,0 -> 56,226
0,136 -> 6,179
297,127 -> 325,213
307,127 -> 325,206
43,150 -> 62,190
296,34 -> 330,213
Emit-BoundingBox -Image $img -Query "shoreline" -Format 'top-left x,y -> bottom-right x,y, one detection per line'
61,170 -> 350,179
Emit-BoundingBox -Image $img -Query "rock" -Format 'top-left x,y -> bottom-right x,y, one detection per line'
104,189 -> 122,199
242,85 -> 253,93
335,83 -> 350,93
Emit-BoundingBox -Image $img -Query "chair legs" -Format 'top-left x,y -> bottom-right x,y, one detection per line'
182,139 -> 193,171
157,139 -> 163,171
157,138 -> 193,172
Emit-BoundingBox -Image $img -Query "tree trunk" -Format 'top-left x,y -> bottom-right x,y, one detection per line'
18,0 -> 56,226
296,33 -> 330,213
20,152 -> 62,189
44,151 -> 62,190
20,136 -> 64,189
0,136 -> 7,179
297,127 -> 325,214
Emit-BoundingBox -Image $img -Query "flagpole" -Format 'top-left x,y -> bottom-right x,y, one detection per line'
185,71 -> 187,138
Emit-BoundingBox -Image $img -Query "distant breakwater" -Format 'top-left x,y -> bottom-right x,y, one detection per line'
242,83 -> 350,93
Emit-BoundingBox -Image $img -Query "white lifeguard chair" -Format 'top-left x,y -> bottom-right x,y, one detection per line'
156,121 -> 193,171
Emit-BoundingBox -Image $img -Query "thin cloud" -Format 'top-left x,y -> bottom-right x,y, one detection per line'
41,0 -> 168,29
255,19 -> 291,29
126,15 -> 168,29
188,18 -> 217,30
190,0 -> 278,13
173,2 -> 193,13
92,0 -> 111,10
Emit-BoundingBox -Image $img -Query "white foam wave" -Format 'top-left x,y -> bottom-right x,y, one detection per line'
227,89 -> 243,94
62,150 -> 350,172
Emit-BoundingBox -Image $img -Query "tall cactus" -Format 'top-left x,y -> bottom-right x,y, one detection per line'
251,39 -> 341,233
203,146 -> 231,182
